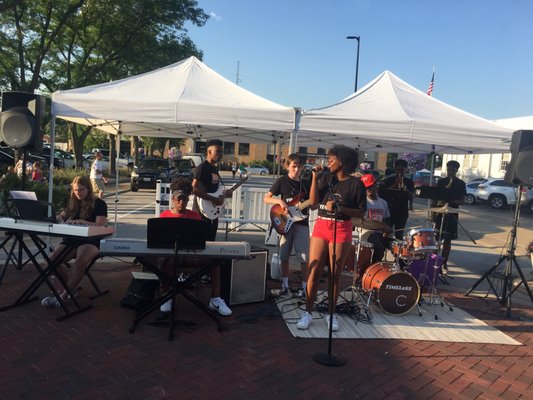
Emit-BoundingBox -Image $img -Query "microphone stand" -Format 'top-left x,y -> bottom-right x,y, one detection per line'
314,187 -> 346,367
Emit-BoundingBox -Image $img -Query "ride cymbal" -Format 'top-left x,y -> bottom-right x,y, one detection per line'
429,205 -> 469,214
352,218 -> 391,231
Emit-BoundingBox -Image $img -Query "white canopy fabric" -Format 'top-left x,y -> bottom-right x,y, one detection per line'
296,71 -> 513,154
51,56 -> 297,143
494,116 -> 533,131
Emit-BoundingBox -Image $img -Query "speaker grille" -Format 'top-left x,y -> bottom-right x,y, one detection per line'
221,251 -> 267,305
0,107 -> 34,148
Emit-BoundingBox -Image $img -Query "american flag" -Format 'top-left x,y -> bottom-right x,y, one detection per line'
427,71 -> 435,96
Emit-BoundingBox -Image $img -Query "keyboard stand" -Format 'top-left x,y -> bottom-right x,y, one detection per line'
0,231 -> 50,285
129,255 -> 224,341
0,232 -> 97,321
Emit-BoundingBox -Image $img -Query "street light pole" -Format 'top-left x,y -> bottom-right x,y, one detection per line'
346,35 -> 360,92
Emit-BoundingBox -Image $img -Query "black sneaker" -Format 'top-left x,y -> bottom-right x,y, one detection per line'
279,287 -> 289,297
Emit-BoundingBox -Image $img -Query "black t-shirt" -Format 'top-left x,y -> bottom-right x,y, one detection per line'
382,175 -> 415,219
317,175 -> 366,221
269,175 -> 309,225
69,197 -> 108,221
193,161 -> 220,194
436,177 -> 466,207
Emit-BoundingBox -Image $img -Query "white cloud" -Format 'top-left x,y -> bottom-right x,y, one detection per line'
209,12 -> 221,21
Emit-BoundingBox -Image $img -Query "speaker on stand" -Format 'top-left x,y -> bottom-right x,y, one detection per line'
504,130 -> 533,186
1,91 -> 44,151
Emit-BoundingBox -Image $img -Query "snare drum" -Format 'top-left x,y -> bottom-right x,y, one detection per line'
361,262 -> 420,315
391,240 -> 411,258
406,228 -> 437,253
345,241 -> 374,276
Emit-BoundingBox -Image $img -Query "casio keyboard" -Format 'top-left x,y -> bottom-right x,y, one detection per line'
0,217 -> 115,238
100,238 -> 250,258
100,238 -> 251,341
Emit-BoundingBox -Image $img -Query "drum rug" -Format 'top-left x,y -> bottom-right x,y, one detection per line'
276,290 -> 521,345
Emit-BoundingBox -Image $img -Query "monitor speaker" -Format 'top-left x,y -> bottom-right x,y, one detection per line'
0,91 -> 44,150
504,130 -> 533,186
220,250 -> 267,306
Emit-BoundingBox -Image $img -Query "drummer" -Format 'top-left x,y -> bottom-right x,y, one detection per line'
359,174 -> 393,263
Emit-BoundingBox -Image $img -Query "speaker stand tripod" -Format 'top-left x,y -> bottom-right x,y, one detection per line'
465,185 -> 533,317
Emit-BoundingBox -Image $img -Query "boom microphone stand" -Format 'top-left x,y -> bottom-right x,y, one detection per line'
314,190 -> 346,367
465,185 -> 533,317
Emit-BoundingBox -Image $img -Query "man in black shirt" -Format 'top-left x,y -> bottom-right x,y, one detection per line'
432,160 -> 466,272
382,159 -> 414,240
192,139 -> 233,316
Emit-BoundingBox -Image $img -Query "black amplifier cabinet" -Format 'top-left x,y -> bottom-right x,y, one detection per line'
220,250 -> 268,306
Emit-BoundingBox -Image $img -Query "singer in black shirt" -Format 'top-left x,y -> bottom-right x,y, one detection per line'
297,145 -> 366,332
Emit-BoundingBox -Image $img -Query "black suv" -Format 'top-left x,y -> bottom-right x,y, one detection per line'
130,158 -> 170,191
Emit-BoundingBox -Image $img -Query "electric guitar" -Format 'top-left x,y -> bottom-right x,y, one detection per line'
269,193 -> 312,235
197,176 -> 248,220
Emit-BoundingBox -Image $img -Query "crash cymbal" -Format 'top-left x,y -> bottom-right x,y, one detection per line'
429,205 -> 469,214
352,218 -> 391,231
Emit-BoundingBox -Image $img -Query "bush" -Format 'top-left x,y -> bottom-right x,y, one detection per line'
0,174 -> 70,216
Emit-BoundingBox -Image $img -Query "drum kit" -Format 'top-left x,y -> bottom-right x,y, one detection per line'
345,215 -> 454,319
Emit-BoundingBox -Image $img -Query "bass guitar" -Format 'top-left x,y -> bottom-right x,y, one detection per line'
197,176 -> 248,220
269,194 -> 312,235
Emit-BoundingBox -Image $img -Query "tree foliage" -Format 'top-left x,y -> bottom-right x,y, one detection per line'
0,0 -> 208,167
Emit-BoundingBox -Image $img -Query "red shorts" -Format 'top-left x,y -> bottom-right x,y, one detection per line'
312,218 -> 353,243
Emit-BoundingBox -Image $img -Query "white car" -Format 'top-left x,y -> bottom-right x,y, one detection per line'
476,178 -> 532,209
245,164 -> 269,176
464,179 -> 487,205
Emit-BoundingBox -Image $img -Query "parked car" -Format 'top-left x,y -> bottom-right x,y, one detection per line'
465,182 -> 481,205
0,148 -> 50,171
245,164 -> 269,176
182,153 -> 204,168
89,148 -> 133,168
130,158 -> 170,191
168,158 -> 195,180
476,178 -> 532,209
413,171 -> 440,196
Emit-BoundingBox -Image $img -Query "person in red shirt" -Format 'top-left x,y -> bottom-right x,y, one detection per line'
158,178 -> 231,316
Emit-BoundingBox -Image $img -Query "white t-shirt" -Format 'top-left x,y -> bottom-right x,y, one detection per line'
359,196 -> 390,238
90,159 -> 103,179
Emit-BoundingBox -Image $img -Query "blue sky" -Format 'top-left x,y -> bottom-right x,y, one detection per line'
186,0 -> 532,120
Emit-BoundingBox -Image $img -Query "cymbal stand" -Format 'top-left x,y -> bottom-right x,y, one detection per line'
465,186 -> 533,317
423,217 -> 454,319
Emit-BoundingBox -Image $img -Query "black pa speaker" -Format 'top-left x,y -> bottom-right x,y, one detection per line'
0,91 -> 44,151
220,250 -> 268,306
504,130 -> 533,186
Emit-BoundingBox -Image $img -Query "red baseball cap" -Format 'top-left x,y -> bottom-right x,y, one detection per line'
361,173 -> 377,188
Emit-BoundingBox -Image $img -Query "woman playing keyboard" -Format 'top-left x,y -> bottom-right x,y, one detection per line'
41,175 -> 107,308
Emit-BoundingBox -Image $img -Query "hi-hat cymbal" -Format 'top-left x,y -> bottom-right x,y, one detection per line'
429,205 -> 469,214
352,218 -> 391,231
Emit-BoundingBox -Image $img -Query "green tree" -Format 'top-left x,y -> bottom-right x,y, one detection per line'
0,0 -> 209,166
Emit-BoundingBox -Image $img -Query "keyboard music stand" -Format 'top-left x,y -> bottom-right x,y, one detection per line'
0,194 -> 53,284
130,218 -> 224,341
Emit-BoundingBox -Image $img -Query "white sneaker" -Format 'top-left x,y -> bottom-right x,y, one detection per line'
297,312 -> 312,330
209,297 -> 232,316
327,314 -> 339,332
41,296 -> 61,308
160,299 -> 172,312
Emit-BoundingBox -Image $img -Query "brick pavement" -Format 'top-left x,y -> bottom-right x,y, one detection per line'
0,260 -> 532,400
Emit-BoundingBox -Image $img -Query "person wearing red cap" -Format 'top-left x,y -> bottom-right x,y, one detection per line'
360,174 -> 393,264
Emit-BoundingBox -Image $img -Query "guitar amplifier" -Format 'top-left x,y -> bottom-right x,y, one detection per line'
220,250 -> 268,306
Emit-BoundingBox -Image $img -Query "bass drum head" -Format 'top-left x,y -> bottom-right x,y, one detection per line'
362,263 -> 420,315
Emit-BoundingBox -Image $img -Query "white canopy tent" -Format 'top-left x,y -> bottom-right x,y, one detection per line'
51,56 -> 297,143
294,71 -> 513,154
49,57 -> 298,232
494,115 -> 533,131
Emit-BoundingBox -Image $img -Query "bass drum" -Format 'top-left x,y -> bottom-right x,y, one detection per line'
361,262 -> 420,315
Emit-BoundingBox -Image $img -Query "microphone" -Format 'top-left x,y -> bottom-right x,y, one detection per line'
312,166 -> 329,179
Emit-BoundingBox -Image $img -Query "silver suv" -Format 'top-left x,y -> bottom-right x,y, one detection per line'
476,178 -> 533,210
